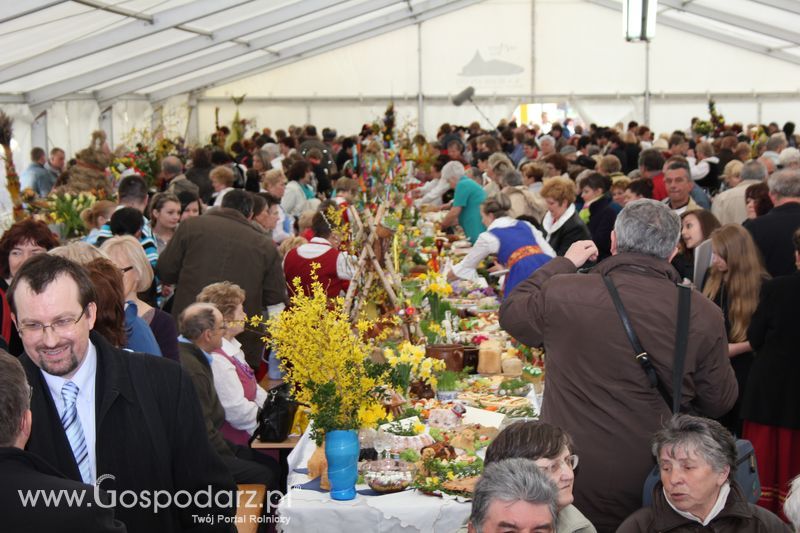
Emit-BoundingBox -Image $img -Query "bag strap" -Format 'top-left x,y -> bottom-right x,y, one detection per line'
671,283 -> 692,413
603,275 -> 674,410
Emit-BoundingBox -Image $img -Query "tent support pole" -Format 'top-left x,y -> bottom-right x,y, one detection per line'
417,22 -> 424,135
530,0 -> 536,100
644,40 -> 651,125
99,106 -> 113,147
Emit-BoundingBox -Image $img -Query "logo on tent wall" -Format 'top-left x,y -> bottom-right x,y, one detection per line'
459,50 -> 523,76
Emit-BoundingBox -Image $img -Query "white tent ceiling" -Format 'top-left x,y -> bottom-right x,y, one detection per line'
0,0 -> 799,170
0,0 -> 486,109
1,0 -> 800,109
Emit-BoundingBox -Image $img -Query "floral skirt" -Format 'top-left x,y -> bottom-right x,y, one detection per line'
743,420 -> 800,521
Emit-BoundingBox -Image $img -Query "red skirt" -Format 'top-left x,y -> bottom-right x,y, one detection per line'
743,420 -> 800,520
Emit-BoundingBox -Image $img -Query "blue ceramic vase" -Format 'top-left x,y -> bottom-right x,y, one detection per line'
324,429 -> 359,500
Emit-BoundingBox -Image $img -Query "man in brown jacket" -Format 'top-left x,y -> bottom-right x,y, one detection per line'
158,189 -> 287,368
499,199 -> 738,533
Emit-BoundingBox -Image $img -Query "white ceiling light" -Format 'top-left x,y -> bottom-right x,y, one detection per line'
624,0 -> 658,41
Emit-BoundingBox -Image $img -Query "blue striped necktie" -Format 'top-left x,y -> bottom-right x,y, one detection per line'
60,381 -> 92,484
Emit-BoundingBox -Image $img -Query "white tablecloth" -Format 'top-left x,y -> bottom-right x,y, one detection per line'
278,428 -> 470,533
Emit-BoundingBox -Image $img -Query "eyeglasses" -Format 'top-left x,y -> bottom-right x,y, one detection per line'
18,308 -> 87,338
119,266 -> 134,274
536,454 -> 579,476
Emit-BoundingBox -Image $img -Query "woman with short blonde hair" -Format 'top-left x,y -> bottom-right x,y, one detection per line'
100,236 -> 178,361
539,177 -> 590,256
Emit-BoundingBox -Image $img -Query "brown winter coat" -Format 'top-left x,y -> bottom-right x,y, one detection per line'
499,254 -> 738,533
157,208 -> 287,367
617,482 -> 790,533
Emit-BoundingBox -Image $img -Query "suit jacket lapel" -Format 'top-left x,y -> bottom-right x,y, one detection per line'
91,332 -> 136,472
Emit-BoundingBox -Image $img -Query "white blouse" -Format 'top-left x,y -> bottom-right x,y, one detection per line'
210,337 -> 268,435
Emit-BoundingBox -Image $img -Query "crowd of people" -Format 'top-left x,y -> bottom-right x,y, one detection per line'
1,115 -> 799,532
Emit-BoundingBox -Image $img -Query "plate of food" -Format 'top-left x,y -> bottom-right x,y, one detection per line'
412,453 -> 484,500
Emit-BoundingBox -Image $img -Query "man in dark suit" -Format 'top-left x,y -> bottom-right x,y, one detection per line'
0,351 -> 126,532
9,254 -> 237,532
746,168 -> 800,277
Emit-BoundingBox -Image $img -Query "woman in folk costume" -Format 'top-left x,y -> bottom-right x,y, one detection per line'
282,210 -> 355,299
450,193 -> 555,296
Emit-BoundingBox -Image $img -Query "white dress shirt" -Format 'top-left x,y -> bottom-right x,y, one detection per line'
42,342 -> 98,484
452,217 -> 555,281
210,337 -> 268,435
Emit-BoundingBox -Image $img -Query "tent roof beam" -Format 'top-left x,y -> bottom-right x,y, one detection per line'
0,0 -> 252,83
95,0 -> 398,105
23,0 -> 345,108
0,1 -> 67,25
149,0 -> 483,103
587,0 -> 800,66
659,0 -> 800,46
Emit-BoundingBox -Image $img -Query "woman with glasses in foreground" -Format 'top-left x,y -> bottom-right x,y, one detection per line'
463,421 -> 595,533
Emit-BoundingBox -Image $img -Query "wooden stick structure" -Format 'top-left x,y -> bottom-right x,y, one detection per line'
343,204 -> 409,339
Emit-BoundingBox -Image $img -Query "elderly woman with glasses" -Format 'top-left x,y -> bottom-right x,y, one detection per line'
618,414 -> 787,531
196,281 -> 267,446
475,421 -> 596,533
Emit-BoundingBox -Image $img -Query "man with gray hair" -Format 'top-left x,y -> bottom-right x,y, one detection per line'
500,199 -> 737,531
763,132 -> 788,167
0,351 -> 126,531
177,303 -> 280,492
712,160 -> 767,225
618,415 -> 787,530
745,168 -> 800,276
468,458 -> 558,533
779,147 -> 800,170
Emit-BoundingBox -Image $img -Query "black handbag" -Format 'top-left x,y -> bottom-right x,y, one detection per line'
248,384 -> 298,444
603,276 -> 761,506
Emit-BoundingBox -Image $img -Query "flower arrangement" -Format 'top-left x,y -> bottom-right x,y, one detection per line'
264,264 -> 394,444
382,341 -> 447,393
47,191 -> 97,238
109,154 -> 145,188
121,125 -> 186,187
708,99 -> 726,135
419,270 -> 453,324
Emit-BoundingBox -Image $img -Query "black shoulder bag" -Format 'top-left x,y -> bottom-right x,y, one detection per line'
603,275 -> 761,506
248,383 -> 298,445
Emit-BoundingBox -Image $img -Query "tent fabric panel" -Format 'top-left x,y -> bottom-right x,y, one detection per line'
420,1 -> 531,96
204,25 -> 419,99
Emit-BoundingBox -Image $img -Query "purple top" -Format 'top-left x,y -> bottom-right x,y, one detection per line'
144,307 -> 180,362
